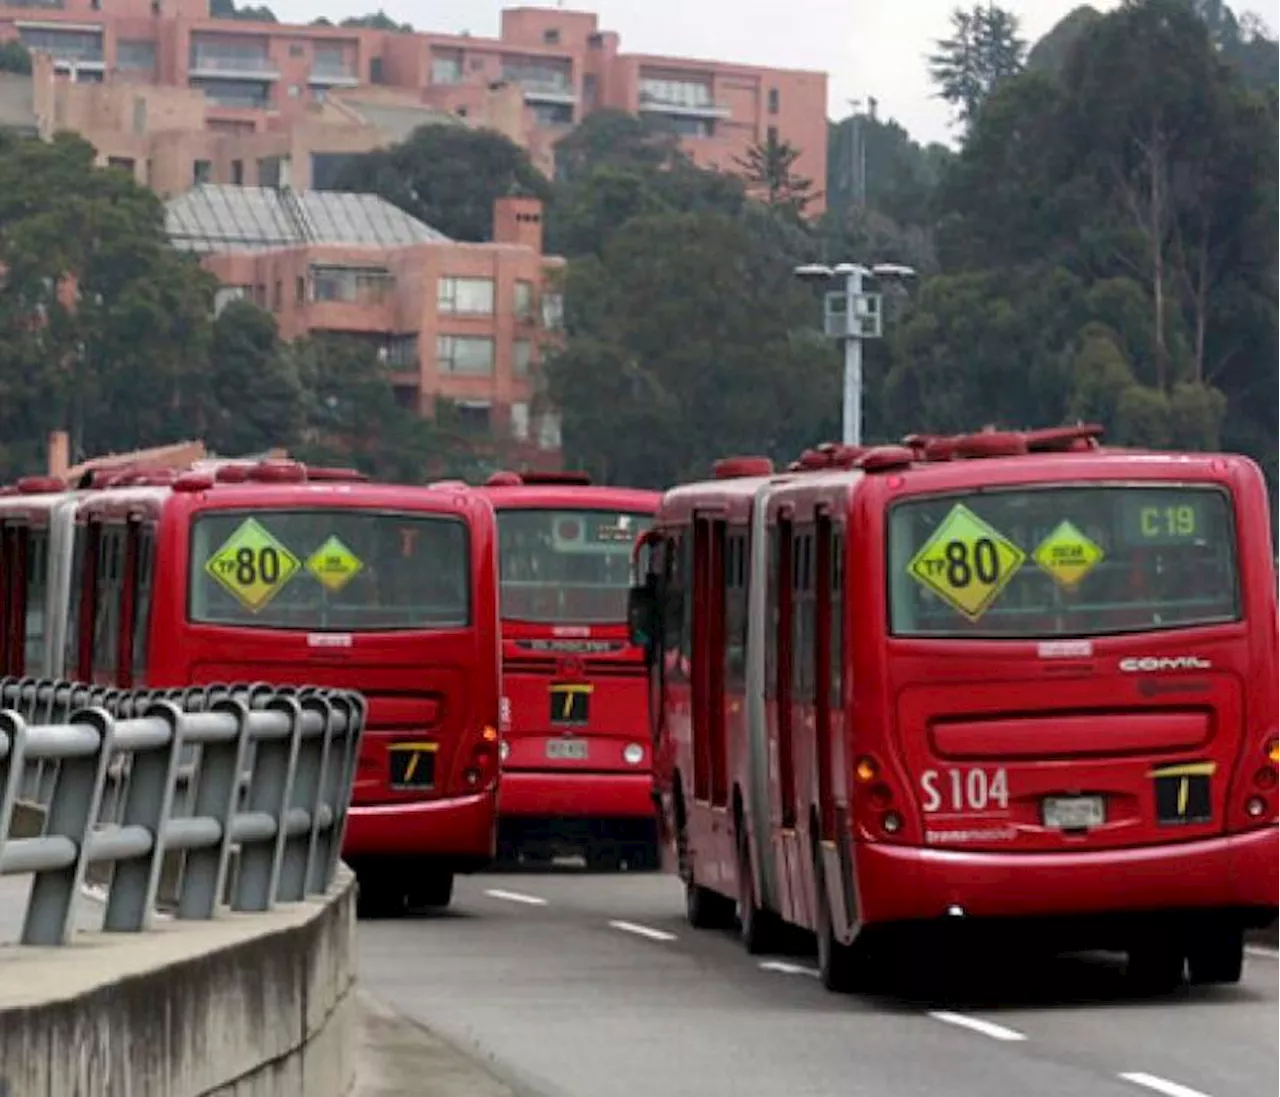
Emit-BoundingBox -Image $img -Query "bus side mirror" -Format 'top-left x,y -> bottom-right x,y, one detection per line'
628,577 -> 658,653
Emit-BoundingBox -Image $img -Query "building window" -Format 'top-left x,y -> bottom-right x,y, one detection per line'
370,56 -> 384,84
431,49 -> 462,85
193,159 -> 212,184
257,156 -> 282,187
537,410 -> 562,451
767,124 -> 778,144
107,157 -> 135,175
311,265 -> 393,304
649,114 -> 714,138
541,292 -> 564,331
531,102 -> 574,128
510,401 -> 530,440
295,276 -> 306,304
17,28 -> 103,64
188,36 -> 272,75
132,96 -> 147,134
272,281 -> 282,310
501,55 -> 572,94
513,339 -> 532,377
583,73 -> 597,110
117,39 -> 157,72
456,402 -> 492,433
437,276 -> 494,315
513,280 -> 533,320
313,43 -> 351,80
386,334 -> 418,369
436,335 -> 495,376
638,75 -> 713,111
191,78 -> 271,109
768,87 -> 779,114
231,159 -> 244,184
289,43 -> 304,57
542,28 -> 560,45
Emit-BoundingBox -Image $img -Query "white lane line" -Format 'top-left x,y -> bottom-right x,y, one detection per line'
927,1011 -> 1027,1042
759,960 -> 820,978
608,919 -> 677,942
1119,1072 -> 1212,1097
1245,944 -> 1278,959
483,888 -> 547,907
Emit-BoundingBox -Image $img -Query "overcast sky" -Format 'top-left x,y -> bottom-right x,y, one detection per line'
266,0 -> 1280,147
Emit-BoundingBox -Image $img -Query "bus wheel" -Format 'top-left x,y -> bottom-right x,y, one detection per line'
816,896 -> 862,993
1187,926 -> 1244,986
736,826 -> 783,955
407,872 -> 455,910
356,874 -> 406,920
1127,938 -> 1185,993
684,870 -> 736,930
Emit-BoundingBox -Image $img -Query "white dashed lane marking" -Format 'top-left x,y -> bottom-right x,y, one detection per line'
927,1011 -> 1027,1042
483,888 -> 548,907
608,919 -> 677,942
1119,1071 -> 1212,1097
759,960 -> 820,978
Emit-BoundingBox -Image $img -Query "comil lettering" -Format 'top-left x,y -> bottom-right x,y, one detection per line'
1119,656 -> 1212,672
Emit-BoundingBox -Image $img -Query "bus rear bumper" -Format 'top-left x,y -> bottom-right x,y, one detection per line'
343,788 -> 497,867
856,825 -> 1279,927
499,770 -> 656,819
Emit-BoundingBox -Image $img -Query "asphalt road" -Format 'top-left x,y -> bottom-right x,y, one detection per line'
358,867 -> 1279,1097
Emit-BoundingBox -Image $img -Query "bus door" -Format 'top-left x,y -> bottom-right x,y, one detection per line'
773,511 -> 805,924
691,514 -> 731,873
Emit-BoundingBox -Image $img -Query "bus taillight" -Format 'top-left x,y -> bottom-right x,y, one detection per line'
465,725 -> 500,788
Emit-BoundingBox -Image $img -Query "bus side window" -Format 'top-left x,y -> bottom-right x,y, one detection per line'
132,525 -> 155,688
724,529 -> 748,690
764,525 -> 777,699
0,521 -> 30,677
91,525 -> 125,685
831,530 -> 843,709
792,527 -> 815,703
25,528 -> 48,677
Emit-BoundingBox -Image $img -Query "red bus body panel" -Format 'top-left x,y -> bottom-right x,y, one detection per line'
72,480 -> 502,872
479,484 -> 661,853
650,448 -> 1278,948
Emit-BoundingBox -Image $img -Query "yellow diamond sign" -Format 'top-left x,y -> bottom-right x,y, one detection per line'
907,504 -> 1026,621
204,518 -> 300,612
306,536 -> 364,593
1033,520 -> 1104,589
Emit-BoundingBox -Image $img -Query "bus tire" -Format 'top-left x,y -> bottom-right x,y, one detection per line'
736,821 -> 783,955
816,896 -> 861,993
685,875 -> 736,930
1187,925 -> 1244,986
407,871 -> 455,910
356,874 -> 406,920
1127,937 -> 1185,993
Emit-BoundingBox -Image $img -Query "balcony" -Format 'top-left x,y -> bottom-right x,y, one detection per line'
16,26 -> 104,71
188,45 -> 278,82
308,62 -> 360,87
637,90 -> 730,120
518,78 -> 576,105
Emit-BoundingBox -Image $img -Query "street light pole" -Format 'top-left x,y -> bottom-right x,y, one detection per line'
841,265 -> 864,448
794,260 -> 917,449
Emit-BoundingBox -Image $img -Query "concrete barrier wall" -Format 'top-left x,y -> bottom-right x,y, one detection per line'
0,867 -> 357,1097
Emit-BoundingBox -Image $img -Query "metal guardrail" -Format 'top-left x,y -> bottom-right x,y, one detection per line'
0,677 -> 366,947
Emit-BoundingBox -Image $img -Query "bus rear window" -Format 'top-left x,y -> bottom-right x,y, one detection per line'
188,510 -> 470,631
498,508 -> 653,624
887,485 -> 1239,638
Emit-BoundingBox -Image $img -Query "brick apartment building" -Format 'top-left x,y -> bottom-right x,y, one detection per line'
0,1 -> 828,201
165,184 -> 566,457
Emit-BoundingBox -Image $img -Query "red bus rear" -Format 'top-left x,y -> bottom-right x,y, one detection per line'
633,428 -> 1278,991
479,471 -> 662,868
65,460 -> 502,916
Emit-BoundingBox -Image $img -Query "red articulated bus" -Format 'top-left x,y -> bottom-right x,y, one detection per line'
629,426 -> 1278,991
478,470 -> 662,869
60,459 -> 503,916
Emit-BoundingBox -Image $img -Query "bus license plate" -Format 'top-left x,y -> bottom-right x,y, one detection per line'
546,738 -> 588,761
1042,795 -> 1105,830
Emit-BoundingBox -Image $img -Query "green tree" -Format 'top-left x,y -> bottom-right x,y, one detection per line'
0,40 -> 32,75
201,301 -> 306,455
551,110 -> 684,185
332,125 -> 551,242
338,10 -> 414,31
210,0 -> 277,22
0,131 -> 218,468
1024,5 -> 1102,76
733,130 -> 818,218
928,3 -> 1027,129
545,211 -> 840,486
